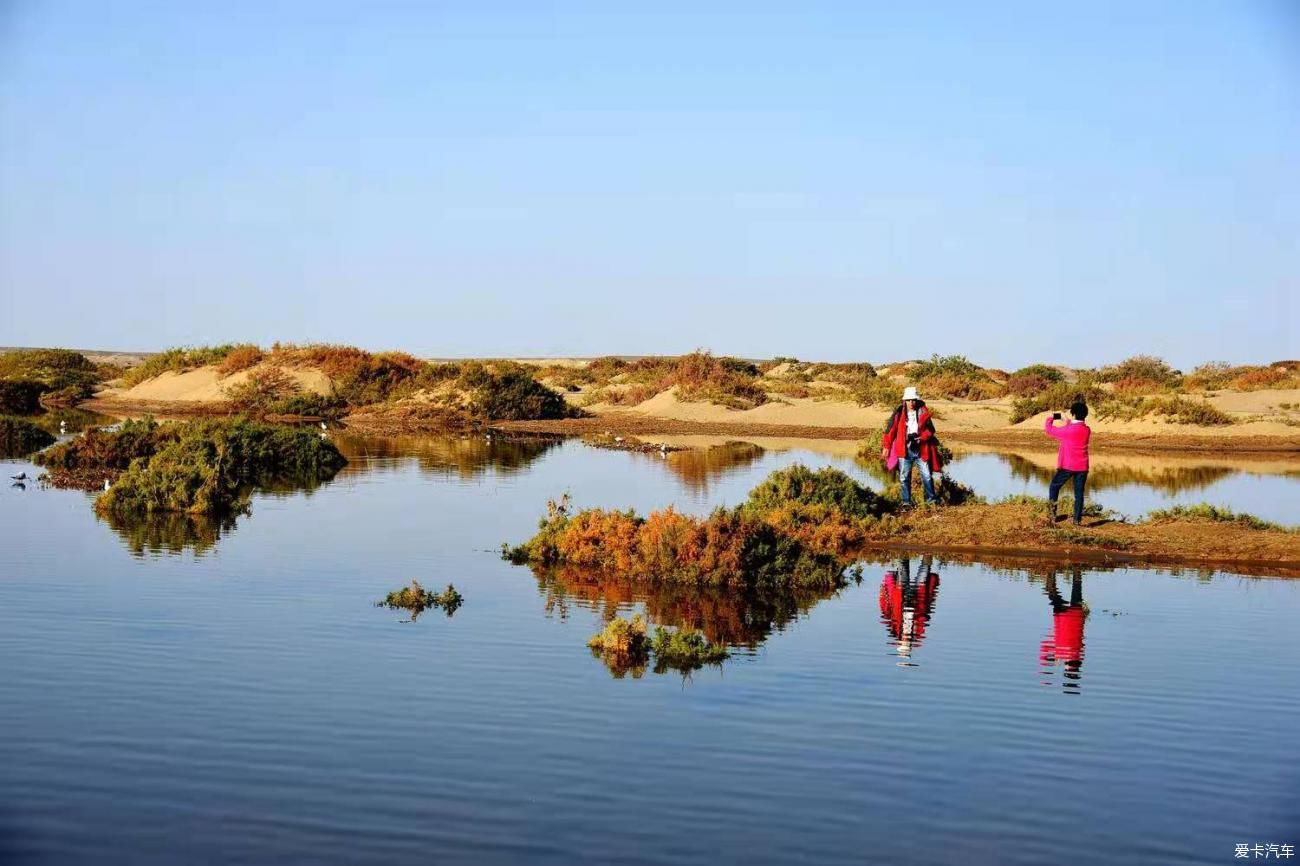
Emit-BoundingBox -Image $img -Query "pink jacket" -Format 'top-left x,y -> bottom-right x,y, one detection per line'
1044,416 -> 1090,471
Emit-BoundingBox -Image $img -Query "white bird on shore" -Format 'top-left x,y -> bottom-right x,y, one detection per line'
320,421 -> 328,431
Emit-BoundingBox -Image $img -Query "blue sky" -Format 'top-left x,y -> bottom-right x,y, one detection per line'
1,1 -> 1296,368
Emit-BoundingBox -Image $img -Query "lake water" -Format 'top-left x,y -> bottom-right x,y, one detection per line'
2,433 -> 1298,865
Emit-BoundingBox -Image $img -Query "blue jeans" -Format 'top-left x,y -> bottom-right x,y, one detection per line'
900,449 -> 936,505
1048,469 -> 1089,523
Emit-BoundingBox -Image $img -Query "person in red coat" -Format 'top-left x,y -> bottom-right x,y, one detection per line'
879,386 -> 942,506
879,555 -> 940,663
1039,568 -> 1086,692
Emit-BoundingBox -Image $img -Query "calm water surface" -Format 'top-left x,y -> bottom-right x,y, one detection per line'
2,434 -> 1298,865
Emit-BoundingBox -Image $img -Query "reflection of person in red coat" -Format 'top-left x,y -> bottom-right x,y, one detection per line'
879,556 -> 940,664
1040,569 -> 1086,691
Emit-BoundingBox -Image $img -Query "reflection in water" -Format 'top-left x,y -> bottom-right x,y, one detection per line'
878,556 -> 941,665
997,452 -> 1236,496
532,564 -> 852,652
1039,569 -> 1086,693
99,508 -> 239,557
332,432 -> 560,479
650,442 -> 767,495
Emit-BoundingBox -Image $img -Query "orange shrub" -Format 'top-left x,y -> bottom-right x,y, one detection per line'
217,344 -> 264,376
1005,373 -> 1052,397
1232,367 -> 1289,390
1111,376 -> 1164,395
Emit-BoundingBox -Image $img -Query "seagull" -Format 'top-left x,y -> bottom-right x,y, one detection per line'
10,472 -> 27,481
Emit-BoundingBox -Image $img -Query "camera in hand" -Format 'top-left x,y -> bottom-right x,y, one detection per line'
1052,412 -> 1062,420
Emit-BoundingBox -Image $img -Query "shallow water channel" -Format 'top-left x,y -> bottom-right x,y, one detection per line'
2,433 -> 1298,864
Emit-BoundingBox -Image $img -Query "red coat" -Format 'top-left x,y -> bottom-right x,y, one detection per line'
881,403 -> 943,472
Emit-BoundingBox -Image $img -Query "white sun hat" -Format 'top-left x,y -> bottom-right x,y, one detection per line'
902,386 -> 919,401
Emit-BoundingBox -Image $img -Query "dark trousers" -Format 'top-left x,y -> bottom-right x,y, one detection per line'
1048,469 -> 1089,523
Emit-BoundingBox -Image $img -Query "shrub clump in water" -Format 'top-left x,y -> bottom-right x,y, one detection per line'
587,614 -> 729,677
378,580 -> 464,620
36,417 -> 175,488
505,466 -> 895,589
90,418 -> 347,515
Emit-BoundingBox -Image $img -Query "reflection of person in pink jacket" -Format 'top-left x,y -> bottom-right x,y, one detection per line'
879,556 -> 940,664
1039,569 -> 1086,692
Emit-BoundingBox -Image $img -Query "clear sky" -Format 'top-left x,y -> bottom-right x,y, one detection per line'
1,1 -> 1296,369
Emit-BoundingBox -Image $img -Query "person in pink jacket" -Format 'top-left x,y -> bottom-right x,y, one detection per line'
1043,400 -> 1091,525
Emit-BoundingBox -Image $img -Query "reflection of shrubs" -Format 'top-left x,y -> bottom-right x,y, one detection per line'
0,349 -> 99,398
1145,503 -> 1289,532
95,418 -> 347,516
377,580 -> 464,620
0,416 -> 56,458
0,379 -> 46,414
100,509 -> 235,557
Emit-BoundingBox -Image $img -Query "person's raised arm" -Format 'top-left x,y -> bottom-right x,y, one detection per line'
1044,414 -> 1065,439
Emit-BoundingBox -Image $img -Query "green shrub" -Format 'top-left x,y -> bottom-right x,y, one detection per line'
0,349 -> 99,397
224,366 -> 300,412
455,362 -> 574,420
119,346 -> 239,387
587,615 -> 729,676
377,580 -> 464,620
1011,364 -> 1065,384
742,464 -> 888,520
265,393 -> 347,419
1144,503 -> 1289,532
911,354 -> 985,379
649,626 -> 729,672
1009,383 -> 1106,424
854,377 -> 905,407
95,418 -> 347,516
0,379 -> 46,414
0,416 -> 56,458
1098,355 -> 1180,386
36,417 -> 175,487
